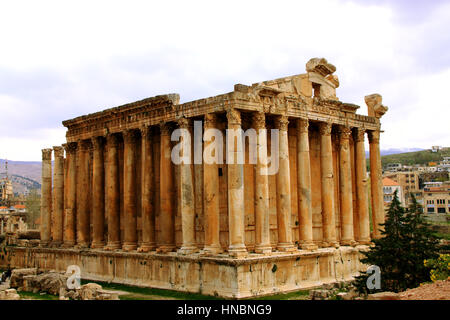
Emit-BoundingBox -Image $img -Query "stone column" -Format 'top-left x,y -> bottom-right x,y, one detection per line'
122,130 -> 138,251
368,130 -> 384,239
63,143 -> 77,247
338,126 -> 356,246
203,113 -> 223,254
52,146 -> 64,246
296,119 -> 317,250
40,148 -> 52,246
105,134 -> 121,250
354,128 -> 371,244
226,108 -> 247,257
177,117 -> 198,254
158,123 -> 176,252
319,122 -> 339,248
138,126 -> 156,252
76,140 -> 90,248
91,136 -> 105,249
275,115 -> 296,252
253,112 -> 271,254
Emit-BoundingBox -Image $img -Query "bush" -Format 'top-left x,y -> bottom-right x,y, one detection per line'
424,254 -> 450,282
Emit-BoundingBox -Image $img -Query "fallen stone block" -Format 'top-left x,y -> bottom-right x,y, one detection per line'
367,292 -> 400,300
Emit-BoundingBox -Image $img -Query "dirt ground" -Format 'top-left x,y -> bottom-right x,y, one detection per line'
399,279 -> 450,300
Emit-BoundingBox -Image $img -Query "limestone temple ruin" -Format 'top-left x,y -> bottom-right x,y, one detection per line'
3,58 -> 388,297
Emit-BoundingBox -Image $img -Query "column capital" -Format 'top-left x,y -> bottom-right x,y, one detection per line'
296,118 -> 309,133
252,111 -> 266,129
63,142 -> 77,155
42,148 -> 52,161
53,146 -> 64,158
354,127 -> 366,142
91,136 -> 104,150
160,122 -> 172,136
338,126 -> 352,140
177,116 -> 190,129
78,139 -> 91,151
123,129 -> 138,144
140,125 -> 151,138
204,113 -> 217,128
106,133 -> 119,147
275,115 -> 289,131
226,108 -> 241,126
318,122 -> 332,136
367,130 -> 380,144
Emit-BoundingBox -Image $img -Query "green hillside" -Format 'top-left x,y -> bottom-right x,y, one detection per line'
381,148 -> 450,167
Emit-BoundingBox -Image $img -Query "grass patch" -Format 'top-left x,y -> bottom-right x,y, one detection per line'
434,232 -> 450,241
249,289 -> 310,300
81,280 -> 221,300
18,291 -> 59,300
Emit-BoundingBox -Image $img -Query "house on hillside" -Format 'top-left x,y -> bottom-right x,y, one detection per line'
383,177 -> 405,207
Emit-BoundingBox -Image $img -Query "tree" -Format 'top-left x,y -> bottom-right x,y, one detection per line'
354,191 -> 440,294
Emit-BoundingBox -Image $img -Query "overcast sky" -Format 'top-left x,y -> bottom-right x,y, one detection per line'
0,0 -> 449,161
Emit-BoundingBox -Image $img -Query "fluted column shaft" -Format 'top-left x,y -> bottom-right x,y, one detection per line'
76,140 -> 90,247
158,123 -> 176,252
138,126 -> 156,252
122,130 -> 138,251
296,119 -> 317,250
338,126 -> 355,246
203,113 -> 222,254
226,108 -> 247,257
275,116 -> 296,252
319,122 -> 338,248
91,136 -> 105,248
178,118 -> 198,254
52,146 -> 64,246
63,143 -> 77,247
368,130 -> 384,239
40,148 -> 52,246
253,112 -> 271,254
105,134 -> 121,250
355,128 -> 371,244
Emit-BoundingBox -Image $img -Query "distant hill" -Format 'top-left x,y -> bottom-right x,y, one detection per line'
0,159 -> 41,195
380,147 -> 450,167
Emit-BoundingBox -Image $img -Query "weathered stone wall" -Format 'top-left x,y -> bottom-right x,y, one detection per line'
1,246 -> 365,298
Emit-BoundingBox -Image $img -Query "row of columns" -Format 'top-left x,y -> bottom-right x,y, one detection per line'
40,109 -> 384,255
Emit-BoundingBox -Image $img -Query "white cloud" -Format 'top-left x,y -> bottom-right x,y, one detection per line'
0,0 -> 448,160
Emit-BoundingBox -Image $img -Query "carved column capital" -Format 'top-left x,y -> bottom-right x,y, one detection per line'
63,142 -> 77,155
368,130 -> 380,144
42,148 -> 52,161
296,118 -> 309,133
78,139 -> 91,151
252,112 -> 266,130
275,115 -> 289,131
226,108 -> 241,126
177,116 -> 190,129
338,126 -> 352,140
318,122 -> 332,136
123,129 -> 138,144
140,125 -> 151,138
91,136 -> 105,150
53,146 -> 64,158
160,122 -> 172,136
354,127 -> 366,142
204,113 -> 217,129
106,134 -> 119,147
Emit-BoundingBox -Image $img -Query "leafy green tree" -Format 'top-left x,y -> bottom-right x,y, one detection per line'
353,191 -> 440,294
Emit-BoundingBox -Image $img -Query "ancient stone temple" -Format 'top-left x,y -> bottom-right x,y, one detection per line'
3,58 -> 388,298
